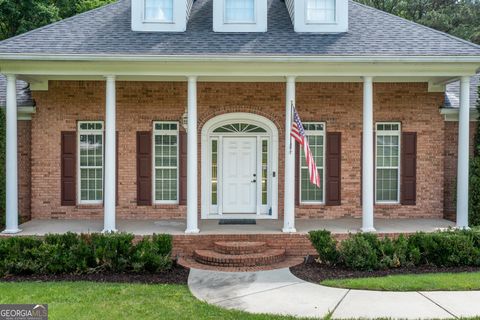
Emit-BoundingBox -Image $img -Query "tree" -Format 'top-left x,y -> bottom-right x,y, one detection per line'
469,83 -> 480,226
0,0 -> 59,41
355,0 -> 480,45
0,0 -> 116,41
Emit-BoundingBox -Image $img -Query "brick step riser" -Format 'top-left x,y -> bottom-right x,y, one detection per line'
213,241 -> 268,255
194,254 -> 285,267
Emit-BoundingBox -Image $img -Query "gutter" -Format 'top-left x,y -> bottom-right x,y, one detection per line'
0,53 -> 479,63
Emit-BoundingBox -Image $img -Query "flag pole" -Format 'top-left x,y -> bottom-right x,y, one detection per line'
289,101 -> 294,154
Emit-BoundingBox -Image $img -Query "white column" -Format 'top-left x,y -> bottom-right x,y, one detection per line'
457,76 -> 471,229
185,76 -> 199,234
283,76 -> 296,233
103,75 -> 117,233
362,76 -> 376,232
2,74 -> 20,234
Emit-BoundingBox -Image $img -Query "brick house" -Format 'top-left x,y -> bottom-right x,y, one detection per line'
0,0 -> 479,238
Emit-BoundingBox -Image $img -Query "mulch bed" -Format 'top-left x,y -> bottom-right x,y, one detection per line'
291,258 -> 480,284
0,264 -> 189,285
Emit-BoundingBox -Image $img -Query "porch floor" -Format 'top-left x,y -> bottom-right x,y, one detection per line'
13,218 -> 455,236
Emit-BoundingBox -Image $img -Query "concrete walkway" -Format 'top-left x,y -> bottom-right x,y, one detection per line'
188,268 -> 480,319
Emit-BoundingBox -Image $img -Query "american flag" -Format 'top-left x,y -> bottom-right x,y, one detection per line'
290,106 -> 321,188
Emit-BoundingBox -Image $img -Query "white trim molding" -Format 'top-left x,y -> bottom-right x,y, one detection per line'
440,108 -> 479,121
201,112 -> 279,220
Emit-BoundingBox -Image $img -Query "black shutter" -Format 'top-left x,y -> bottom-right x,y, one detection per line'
61,132 -> 76,206
401,132 -> 417,205
326,132 -> 341,206
137,132 -> 152,206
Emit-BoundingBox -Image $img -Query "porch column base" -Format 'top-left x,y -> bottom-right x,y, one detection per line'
185,228 -> 200,234
102,228 -> 118,233
2,228 -> 22,234
282,227 -> 297,233
360,227 -> 376,233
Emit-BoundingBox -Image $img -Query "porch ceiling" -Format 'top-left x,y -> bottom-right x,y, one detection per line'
13,218 -> 455,236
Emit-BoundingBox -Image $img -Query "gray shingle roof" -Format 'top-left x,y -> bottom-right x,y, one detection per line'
0,76 -> 35,108
445,74 -> 479,109
0,0 -> 479,57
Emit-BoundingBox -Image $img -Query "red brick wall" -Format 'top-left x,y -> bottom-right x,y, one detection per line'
29,81 -> 445,220
18,120 -> 31,221
443,121 -> 477,220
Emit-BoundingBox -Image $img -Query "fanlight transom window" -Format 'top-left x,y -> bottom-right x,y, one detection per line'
213,123 -> 267,133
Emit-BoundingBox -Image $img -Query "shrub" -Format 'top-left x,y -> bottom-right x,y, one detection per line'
339,233 -> 379,271
308,230 -> 339,265
0,233 -> 173,277
308,229 -> 480,271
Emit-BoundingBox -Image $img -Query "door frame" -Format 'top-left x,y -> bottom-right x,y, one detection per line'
201,113 -> 279,220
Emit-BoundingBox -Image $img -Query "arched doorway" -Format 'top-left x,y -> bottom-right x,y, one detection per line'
201,113 -> 279,219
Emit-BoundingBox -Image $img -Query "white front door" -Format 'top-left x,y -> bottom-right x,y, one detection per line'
222,137 -> 257,213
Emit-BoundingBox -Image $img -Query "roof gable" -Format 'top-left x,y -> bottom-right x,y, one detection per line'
0,0 -> 479,57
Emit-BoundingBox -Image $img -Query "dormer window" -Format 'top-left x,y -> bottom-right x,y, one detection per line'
225,0 -> 255,23
213,0 -> 267,32
306,0 -> 336,23
144,0 -> 173,22
132,0 -> 192,32
287,0 -> 348,33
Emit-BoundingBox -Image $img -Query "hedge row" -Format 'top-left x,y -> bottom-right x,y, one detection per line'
0,233 -> 172,276
309,228 -> 480,271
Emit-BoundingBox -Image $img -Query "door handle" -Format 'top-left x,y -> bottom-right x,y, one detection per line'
251,179 -> 257,183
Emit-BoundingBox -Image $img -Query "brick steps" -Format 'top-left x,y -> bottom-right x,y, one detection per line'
178,255 -> 304,272
194,248 -> 286,267
213,241 -> 267,255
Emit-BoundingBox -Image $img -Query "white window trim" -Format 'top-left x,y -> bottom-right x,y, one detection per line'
143,0 -> 175,24
375,122 -> 401,205
152,121 -> 180,205
223,0 -> 257,24
304,0 -> 337,25
77,121 -> 104,205
299,122 -> 326,205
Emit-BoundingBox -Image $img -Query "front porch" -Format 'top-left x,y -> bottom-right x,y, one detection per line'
14,217 -> 455,236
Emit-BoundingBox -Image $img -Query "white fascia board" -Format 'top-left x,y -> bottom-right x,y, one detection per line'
440,108 -> 479,121
213,0 -> 268,32
0,54 -> 480,63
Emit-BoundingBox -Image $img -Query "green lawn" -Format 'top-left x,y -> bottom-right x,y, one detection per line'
0,282 -> 308,320
321,272 -> 480,291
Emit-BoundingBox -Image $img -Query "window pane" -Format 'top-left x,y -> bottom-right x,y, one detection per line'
300,125 -> 325,203
154,123 -> 179,202
262,140 -> 268,205
211,140 -> 218,205
307,0 -> 336,22
375,124 -> 400,202
79,124 -> 103,203
225,0 -> 255,23
145,0 -> 173,21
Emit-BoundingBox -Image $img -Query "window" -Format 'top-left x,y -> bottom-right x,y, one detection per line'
300,123 -> 325,204
153,122 -> 179,204
211,139 -> 218,206
78,121 -> 104,204
376,123 -> 401,203
144,0 -> 174,22
213,123 -> 266,133
261,139 -> 268,205
306,0 -> 336,23
225,0 -> 255,23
